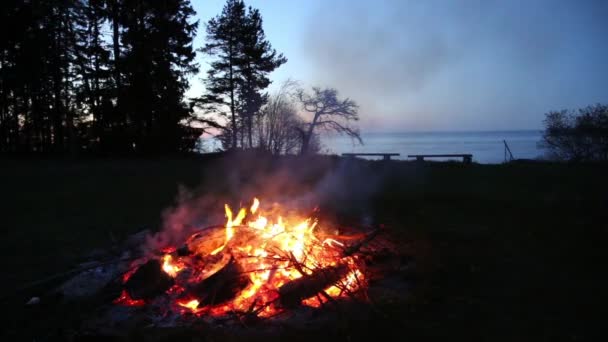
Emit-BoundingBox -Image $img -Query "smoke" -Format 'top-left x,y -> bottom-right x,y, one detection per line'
301,0 -> 608,130
143,153 -> 390,254
143,185 -> 225,255
304,1 -> 455,94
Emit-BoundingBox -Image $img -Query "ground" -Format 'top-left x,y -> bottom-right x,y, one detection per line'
1,153 -> 607,340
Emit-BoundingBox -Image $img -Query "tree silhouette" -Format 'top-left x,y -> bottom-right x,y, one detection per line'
0,0 -> 295,155
197,0 -> 285,150
297,87 -> 362,155
541,104 -> 608,161
74,0 -> 113,151
238,7 -> 286,148
0,1 -> 81,153
199,0 -> 247,150
255,80 -> 303,155
0,0 -> 201,154
119,0 -> 199,153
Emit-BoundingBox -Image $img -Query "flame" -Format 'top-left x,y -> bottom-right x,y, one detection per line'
116,197 -> 366,317
322,238 -> 345,248
250,197 -> 260,214
162,254 -> 182,277
210,204 -> 246,255
214,198 -> 363,315
178,299 -> 200,312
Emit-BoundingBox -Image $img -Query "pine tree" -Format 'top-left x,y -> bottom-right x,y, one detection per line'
74,0 -> 113,151
120,0 -> 199,153
199,0 -> 248,150
198,1 -> 285,150
0,0 -> 201,154
0,1 -> 87,153
238,7 -> 286,148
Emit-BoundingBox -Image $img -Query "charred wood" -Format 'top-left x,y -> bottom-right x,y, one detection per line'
125,259 -> 173,300
187,256 -> 250,306
342,229 -> 381,256
278,264 -> 350,308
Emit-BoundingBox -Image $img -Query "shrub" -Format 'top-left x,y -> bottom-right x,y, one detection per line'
541,104 -> 608,161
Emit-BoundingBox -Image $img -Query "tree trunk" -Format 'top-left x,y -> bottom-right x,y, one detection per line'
247,112 -> 253,148
65,14 -> 76,156
229,51 -> 237,150
93,7 -> 101,131
111,0 -> 121,121
52,25 -> 64,153
300,112 -> 319,155
0,52 -> 8,151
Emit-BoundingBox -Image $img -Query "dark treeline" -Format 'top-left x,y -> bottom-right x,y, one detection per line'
1,0 -> 361,156
0,0 -> 200,154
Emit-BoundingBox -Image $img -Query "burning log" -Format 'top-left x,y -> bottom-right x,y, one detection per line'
342,229 -> 381,256
278,264 -> 350,308
184,225 -> 226,255
112,197 -> 371,319
125,259 -> 174,300
186,256 -> 250,307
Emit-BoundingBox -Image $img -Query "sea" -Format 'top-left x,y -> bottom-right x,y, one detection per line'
200,130 -> 545,164
320,130 -> 544,164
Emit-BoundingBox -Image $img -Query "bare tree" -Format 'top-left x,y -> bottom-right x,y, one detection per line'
297,87 -> 362,155
255,80 -> 302,154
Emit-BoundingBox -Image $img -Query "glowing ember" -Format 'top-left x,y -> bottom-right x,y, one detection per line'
116,197 -> 368,318
114,289 -> 145,306
178,299 -> 200,312
161,254 -> 182,277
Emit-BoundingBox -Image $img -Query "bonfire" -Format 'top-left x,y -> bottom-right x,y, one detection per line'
114,198 -> 374,320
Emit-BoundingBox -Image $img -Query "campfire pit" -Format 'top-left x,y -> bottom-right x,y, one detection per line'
39,197 -> 414,339
115,198 -> 370,320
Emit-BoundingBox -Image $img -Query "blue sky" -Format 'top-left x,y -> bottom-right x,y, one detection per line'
188,0 -> 608,132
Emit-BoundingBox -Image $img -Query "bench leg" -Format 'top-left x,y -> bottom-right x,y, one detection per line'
463,156 -> 472,164
416,156 -> 424,162
383,155 -> 390,161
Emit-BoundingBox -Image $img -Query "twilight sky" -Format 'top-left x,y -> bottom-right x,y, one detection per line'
189,0 -> 608,132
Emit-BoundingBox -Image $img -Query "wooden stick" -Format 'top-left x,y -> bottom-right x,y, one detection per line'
342,229 -> 381,256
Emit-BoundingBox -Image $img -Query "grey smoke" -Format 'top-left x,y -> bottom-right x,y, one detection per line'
144,155 -> 392,254
301,0 -> 608,130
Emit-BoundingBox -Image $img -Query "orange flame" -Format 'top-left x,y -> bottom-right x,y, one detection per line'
250,197 -> 260,214
117,197 -> 366,316
211,198 -> 364,316
178,299 -> 200,312
161,254 -> 182,277
210,204 -> 246,255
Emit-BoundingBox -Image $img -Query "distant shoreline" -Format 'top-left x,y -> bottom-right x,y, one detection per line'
331,129 -> 543,135
321,130 -> 544,164
196,130 -> 545,164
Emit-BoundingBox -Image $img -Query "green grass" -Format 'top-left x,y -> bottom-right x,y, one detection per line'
1,154 -> 606,340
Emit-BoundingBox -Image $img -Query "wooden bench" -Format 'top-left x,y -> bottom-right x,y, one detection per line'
342,153 -> 400,161
408,154 -> 473,164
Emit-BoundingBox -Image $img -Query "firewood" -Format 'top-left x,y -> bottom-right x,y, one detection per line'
342,229 -> 380,256
187,256 -> 250,306
125,259 -> 174,300
184,225 -> 226,255
278,264 -> 350,308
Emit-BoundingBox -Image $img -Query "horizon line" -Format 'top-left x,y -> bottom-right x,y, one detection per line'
347,128 -> 543,134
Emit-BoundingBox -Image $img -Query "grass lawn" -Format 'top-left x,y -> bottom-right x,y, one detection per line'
1,153 -> 607,340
